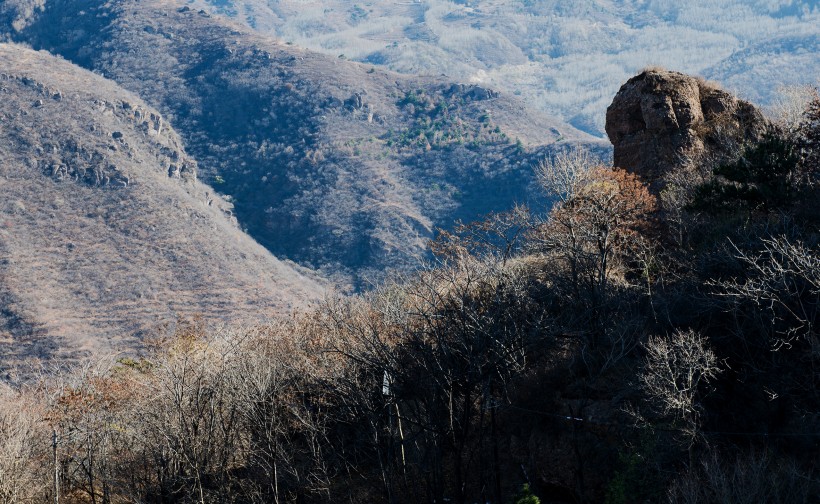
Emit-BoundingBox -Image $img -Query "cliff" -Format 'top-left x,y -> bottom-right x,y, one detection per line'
605,68 -> 769,189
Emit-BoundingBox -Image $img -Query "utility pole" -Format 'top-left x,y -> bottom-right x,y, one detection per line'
395,403 -> 407,472
52,429 -> 59,504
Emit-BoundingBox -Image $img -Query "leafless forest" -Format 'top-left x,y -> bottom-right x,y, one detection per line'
2,86 -> 819,503
0,1 -> 819,502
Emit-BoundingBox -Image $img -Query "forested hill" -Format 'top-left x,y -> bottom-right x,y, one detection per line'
2,0 -> 603,290
1,68 -> 818,503
0,0 -> 818,502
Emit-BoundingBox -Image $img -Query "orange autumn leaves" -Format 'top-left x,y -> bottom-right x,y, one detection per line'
533,162 -> 658,301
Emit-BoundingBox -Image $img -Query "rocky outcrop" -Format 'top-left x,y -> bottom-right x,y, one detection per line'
605,69 -> 768,187
444,83 -> 499,101
344,92 -> 364,110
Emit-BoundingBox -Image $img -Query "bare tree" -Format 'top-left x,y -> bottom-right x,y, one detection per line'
768,84 -> 818,134
231,320 -> 341,503
531,165 -> 658,307
641,330 -> 721,445
430,204 -> 532,267
20,356 -> 146,504
667,449 -> 814,504
122,321 -> 254,503
714,236 -> 819,349
0,383 -> 48,503
534,148 -> 600,204
796,87 -> 820,184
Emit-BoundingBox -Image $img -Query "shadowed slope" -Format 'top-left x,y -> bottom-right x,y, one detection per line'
4,0 -> 603,289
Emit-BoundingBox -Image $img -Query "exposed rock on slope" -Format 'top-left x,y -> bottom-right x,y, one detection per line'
605,69 -> 768,187
0,44 -> 322,376
3,0 -> 602,289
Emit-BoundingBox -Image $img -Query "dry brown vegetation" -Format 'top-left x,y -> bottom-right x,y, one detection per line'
0,1 -> 819,501
0,44 -> 323,378
2,95 -> 817,501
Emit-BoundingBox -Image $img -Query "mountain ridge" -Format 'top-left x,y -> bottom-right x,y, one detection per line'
3,0 -> 603,289
182,0 -> 820,137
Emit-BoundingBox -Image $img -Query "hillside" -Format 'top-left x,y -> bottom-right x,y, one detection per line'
705,33 -> 820,104
1,69 -> 817,504
183,0 -> 820,136
1,0 -> 601,289
0,44 -> 323,378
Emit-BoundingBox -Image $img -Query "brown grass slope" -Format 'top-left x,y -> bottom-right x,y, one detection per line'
0,44 -> 323,377
2,0 -> 605,289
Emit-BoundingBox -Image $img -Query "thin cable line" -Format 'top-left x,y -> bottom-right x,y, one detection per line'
502,403 -> 820,437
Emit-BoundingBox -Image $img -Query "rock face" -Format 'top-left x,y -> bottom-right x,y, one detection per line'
605,69 -> 768,186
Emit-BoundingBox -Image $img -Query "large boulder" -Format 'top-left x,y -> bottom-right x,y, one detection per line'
605,69 -> 768,188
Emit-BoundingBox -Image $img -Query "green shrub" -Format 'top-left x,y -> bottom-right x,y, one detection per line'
512,483 -> 540,504
692,129 -> 799,213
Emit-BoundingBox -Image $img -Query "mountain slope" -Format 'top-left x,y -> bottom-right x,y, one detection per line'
4,0 -> 601,289
0,44 -> 323,376
703,34 -> 820,104
183,0 -> 820,136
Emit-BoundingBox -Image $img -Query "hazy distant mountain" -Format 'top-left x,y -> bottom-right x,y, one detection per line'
2,0 -> 598,289
184,0 -> 820,136
704,33 -> 820,104
0,44 -> 322,375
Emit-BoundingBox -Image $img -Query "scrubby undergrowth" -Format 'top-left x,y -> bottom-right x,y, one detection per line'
2,91 -> 820,504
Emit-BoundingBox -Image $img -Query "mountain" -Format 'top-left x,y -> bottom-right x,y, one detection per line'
182,0 -> 820,137
0,44 -> 323,377
0,67 -> 817,503
2,0 -> 600,289
704,33 -> 820,105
